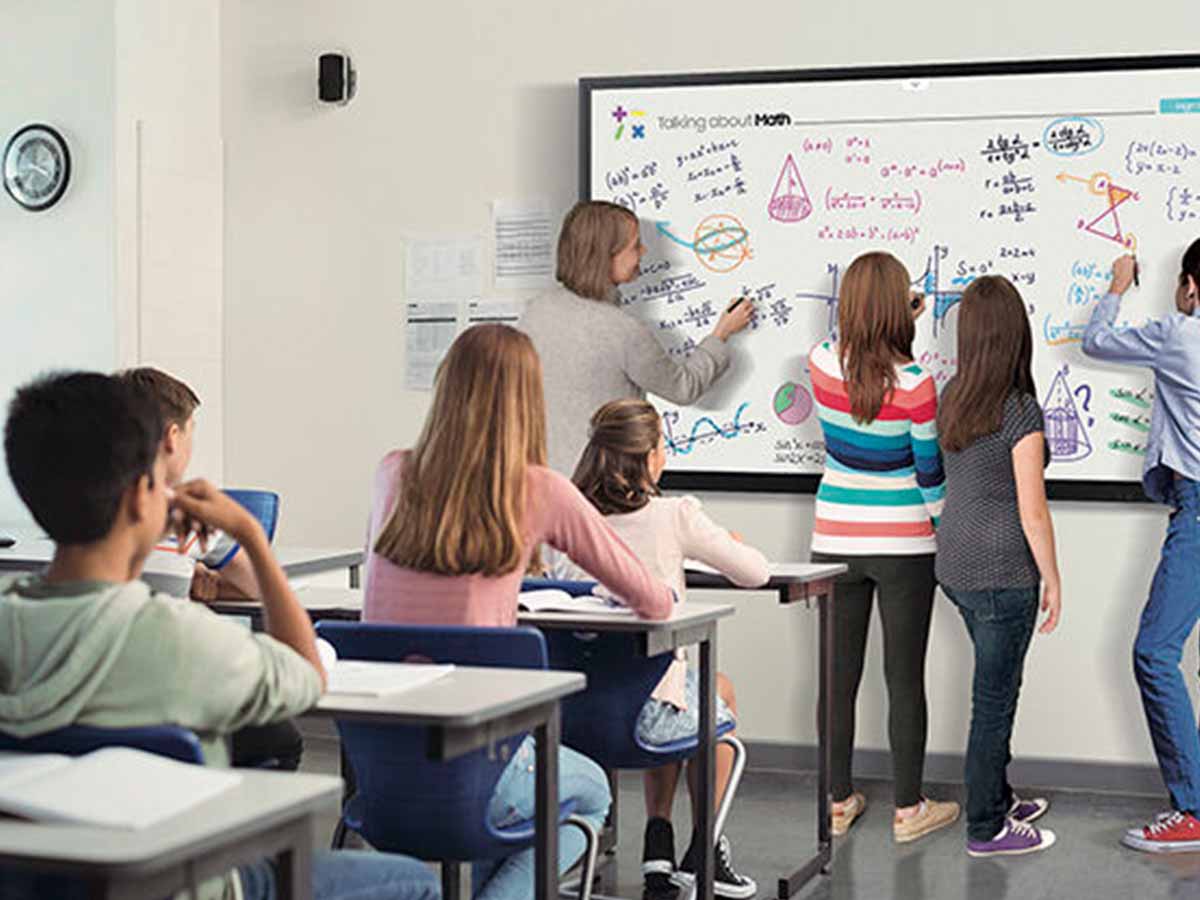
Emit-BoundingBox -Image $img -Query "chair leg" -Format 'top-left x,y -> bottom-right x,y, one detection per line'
561,815 -> 599,900
441,861 -> 464,900
712,735 -> 747,841
331,817 -> 349,850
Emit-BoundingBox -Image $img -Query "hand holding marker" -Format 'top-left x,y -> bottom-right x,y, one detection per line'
713,295 -> 754,341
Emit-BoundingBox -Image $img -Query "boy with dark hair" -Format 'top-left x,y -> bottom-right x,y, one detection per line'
117,365 -> 303,771
0,371 -> 438,900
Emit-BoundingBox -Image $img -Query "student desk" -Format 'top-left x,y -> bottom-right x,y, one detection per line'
306,665 -> 586,900
210,585 -> 365,624
684,562 -> 846,900
518,599 -> 735,900
0,768 -> 341,900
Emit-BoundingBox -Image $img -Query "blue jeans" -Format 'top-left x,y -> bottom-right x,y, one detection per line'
239,850 -> 440,900
472,736 -> 611,900
944,586 -> 1038,842
1135,477 -> 1200,814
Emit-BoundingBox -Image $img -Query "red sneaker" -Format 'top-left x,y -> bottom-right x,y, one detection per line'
1122,811 -> 1200,853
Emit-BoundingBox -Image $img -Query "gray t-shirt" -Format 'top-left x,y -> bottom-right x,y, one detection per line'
935,388 -> 1047,591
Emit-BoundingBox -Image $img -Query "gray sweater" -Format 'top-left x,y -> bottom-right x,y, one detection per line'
520,285 -> 731,475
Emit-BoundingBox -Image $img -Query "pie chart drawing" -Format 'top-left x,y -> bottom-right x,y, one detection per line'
774,382 -> 813,425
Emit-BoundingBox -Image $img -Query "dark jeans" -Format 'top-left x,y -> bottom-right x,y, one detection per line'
812,552 -> 936,808
944,586 -> 1038,841
231,719 -> 304,770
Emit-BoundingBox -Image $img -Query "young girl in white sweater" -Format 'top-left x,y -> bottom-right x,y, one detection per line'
564,398 -> 769,900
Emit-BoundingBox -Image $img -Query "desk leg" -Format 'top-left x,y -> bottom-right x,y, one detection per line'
777,586 -> 835,899
442,862 -> 463,900
697,627 -> 716,900
535,706 -> 561,900
349,564 -> 361,589
276,819 -> 314,900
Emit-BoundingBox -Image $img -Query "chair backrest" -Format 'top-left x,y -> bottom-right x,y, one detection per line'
315,622 -> 549,859
542,630 -> 676,768
520,577 -> 599,596
0,723 -> 205,763
224,489 -> 280,543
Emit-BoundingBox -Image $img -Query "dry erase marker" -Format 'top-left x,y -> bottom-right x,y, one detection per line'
728,297 -> 747,312
1133,257 -> 1140,287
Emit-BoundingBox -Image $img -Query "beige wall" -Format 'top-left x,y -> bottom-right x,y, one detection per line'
220,0 -> 1196,763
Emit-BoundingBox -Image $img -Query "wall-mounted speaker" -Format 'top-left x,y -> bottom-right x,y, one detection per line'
318,53 -> 356,105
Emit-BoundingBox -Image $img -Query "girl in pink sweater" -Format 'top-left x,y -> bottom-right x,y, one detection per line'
363,324 -> 672,900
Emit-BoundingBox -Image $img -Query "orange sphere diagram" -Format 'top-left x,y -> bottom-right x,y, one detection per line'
692,214 -> 752,273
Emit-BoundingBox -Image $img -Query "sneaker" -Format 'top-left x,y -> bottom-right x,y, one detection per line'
673,833 -> 758,899
893,797 -> 961,844
967,818 -> 1056,857
1008,794 -> 1049,824
832,791 -> 867,836
1122,810 -> 1200,853
642,817 -> 679,900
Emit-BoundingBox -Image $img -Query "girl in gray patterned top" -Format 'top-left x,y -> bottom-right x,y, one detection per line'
936,275 -> 1062,858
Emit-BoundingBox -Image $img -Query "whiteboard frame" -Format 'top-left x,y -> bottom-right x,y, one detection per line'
580,53 -> 1200,503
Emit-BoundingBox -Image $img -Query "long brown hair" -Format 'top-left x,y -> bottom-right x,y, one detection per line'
556,201 -> 637,301
572,399 -> 661,516
374,324 -> 547,575
937,276 -> 1036,452
837,252 -> 915,423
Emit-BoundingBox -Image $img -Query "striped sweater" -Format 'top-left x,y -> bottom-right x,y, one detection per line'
809,340 -> 945,555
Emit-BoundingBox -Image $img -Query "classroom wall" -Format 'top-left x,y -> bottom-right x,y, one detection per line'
221,0 -> 1196,766
0,1 -> 116,527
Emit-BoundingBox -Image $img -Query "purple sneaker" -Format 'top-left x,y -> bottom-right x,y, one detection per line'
1008,794 -> 1049,824
967,818 -> 1056,858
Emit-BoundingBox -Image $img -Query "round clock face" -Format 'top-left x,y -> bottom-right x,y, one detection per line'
4,124 -> 71,211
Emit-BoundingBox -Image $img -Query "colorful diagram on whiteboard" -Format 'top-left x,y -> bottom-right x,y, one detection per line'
768,154 -> 813,222
656,216 -> 753,274
1056,170 -> 1139,250
1042,365 -> 1094,462
773,382 -> 814,425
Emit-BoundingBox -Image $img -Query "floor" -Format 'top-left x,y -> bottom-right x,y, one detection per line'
300,736 -> 1200,900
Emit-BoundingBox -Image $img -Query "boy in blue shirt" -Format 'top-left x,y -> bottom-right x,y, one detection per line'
0,372 -> 438,900
1083,240 -> 1200,852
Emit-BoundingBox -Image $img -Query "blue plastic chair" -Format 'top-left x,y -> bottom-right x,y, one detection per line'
315,622 -> 599,900
523,579 -> 747,889
208,489 -> 280,570
0,723 -> 205,763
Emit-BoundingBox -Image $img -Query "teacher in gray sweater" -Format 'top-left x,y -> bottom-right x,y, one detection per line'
521,201 -> 754,474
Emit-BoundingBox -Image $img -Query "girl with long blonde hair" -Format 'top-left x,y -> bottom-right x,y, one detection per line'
808,251 -> 958,842
364,323 -> 672,900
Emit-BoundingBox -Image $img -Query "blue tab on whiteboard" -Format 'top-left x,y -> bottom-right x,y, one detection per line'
1160,98 -> 1200,114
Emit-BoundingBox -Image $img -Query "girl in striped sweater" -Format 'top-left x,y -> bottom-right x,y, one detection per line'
809,251 -> 960,843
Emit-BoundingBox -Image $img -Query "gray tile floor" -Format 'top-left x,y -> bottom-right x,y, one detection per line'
300,737 -> 1200,899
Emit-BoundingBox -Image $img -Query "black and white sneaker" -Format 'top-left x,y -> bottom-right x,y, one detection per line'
672,833 -> 757,900
642,816 -> 679,900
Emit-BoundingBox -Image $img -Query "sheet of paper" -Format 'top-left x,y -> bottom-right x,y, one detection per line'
517,589 -> 633,616
466,297 -> 526,327
493,199 -> 554,288
405,300 -> 463,390
405,237 -> 484,299
326,661 -> 455,697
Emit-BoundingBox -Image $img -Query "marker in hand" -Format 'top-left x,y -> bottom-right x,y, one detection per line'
1133,256 -> 1140,288
727,297 -> 746,312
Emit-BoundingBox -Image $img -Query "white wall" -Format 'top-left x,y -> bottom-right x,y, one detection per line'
0,0 -> 116,526
221,0 -> 1196,765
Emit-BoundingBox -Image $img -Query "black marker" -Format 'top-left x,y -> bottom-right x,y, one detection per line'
727,297 -> 746,312
1133,257 -> 1140,288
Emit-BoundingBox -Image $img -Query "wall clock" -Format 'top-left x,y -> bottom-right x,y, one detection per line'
3,124 -> 71,211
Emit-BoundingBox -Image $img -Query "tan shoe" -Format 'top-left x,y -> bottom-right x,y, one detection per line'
893,797 -> 960,843
831,791 -> 867,836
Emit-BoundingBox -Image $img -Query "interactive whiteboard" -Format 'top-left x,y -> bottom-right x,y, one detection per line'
582,56 -> 1200,500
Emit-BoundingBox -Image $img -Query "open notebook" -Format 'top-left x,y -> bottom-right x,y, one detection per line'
0,747 -> 241,829
317,639 -> 455,697
517,589 -> 633,616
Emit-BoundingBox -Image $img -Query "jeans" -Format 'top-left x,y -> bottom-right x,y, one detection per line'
472,736 -> 611,900
944,586 -> 1038,841
1134,477 -> 1200,814
811,552 -> 936,808
240,850 -> 440,900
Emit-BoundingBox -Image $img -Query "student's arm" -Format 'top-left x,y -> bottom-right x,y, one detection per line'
537,470 -> 674,620
170,479 -> 326,687
907,374 -> 945,526
216,550 -> 259,598
621,317 -> 734,406
1013,432 -> 1061,634
676,497 -> 769,587
1082,255 -> 1171,367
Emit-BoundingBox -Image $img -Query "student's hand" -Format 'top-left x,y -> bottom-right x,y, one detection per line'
189,562 -> 220,603
1038,581 -> 1061,634
712,299 -> 754,341
168,479 -> 262,548
910,292 -> 926,320
1109,255 -> 1136,296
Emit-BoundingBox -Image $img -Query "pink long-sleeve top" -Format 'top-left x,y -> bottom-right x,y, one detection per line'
363,450 -> 674,626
